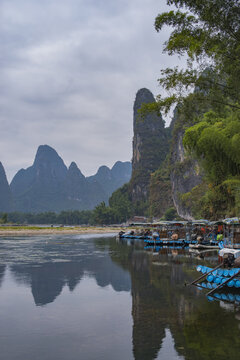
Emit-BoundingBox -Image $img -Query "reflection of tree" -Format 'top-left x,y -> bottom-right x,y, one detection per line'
183,305 -> 240,360
108,240 -> 240,360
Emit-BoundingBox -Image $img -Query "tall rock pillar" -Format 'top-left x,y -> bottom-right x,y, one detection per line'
130,88 -> 168,207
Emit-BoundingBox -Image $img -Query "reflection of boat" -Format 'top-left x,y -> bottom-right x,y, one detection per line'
188,249 -> 219,262
117,229 -> 152,240
189,243 -> 219,250
207,290 -> 240,305
144,245 -> 187,251
144,239 -> 194,246
117,231 -> 151,240
189,248 -> 218,255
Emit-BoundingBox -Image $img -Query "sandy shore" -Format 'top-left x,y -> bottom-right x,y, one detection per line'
0,226 -> 124,236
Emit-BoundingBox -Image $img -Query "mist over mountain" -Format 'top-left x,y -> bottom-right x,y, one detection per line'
0,145 -> 131,213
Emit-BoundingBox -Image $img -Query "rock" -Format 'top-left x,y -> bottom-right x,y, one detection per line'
0,162 -> 13,212
170,108 -> 203,220
131,88 -> 169,204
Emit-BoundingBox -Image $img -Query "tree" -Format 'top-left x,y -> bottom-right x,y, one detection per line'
164,207 -> 177,221
92,202 -> 115,225
153,0 -> 240,114
183,110 -> 240,184
109,184 -> 133,223
0,213 -> 8,224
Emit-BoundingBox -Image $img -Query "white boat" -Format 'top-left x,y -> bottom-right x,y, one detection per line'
219,248 -> 240,262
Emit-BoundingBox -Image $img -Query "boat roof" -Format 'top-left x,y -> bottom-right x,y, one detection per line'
210,220 -> 225,225
129,218 -> 240,227
129,221 -> 190,227
223,217 -> 240,224
219,248 -> 240,258
191,219 -> 210,225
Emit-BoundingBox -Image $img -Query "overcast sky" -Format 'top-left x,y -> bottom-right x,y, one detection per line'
0,0 -> 180,182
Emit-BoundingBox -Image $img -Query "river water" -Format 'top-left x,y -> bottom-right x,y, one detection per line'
0,234 -> 239,360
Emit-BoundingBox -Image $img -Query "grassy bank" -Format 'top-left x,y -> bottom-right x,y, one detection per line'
0,225 -> 124,236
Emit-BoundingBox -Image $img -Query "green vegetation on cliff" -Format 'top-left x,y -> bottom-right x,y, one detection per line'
153,0 -> 240,219
148,160 -> 173,217
183,110 -> 240,218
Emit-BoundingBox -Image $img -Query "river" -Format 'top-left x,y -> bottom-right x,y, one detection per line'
0,234 -> 239,360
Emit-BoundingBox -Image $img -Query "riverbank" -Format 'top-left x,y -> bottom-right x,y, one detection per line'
0,225 -> 125,236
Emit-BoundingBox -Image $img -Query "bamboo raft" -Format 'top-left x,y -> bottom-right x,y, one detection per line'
190,248 -> 240,301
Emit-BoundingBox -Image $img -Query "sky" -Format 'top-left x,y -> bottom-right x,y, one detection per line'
0,0 -> 180,182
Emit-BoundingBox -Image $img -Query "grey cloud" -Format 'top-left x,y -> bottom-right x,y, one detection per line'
0,0 -> 180,181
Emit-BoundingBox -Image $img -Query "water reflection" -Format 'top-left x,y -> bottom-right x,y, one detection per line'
0,265 -> 6,286
0,235 -> 239,359
0,235 -> 131,306
156,329 -> 184,360
113,239 -> 240,360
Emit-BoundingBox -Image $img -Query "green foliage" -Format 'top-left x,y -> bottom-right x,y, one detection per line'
179,178 -> 240,220
155,0 -> 240,113
90,202 -> 114,225
138,102 -> 163,120
181,109 -> 240,218
109,184 -> 133,222
183,110 -> 240,183
180,183 -> 208,219
4,210 -> 93,225
148,160 -> 174,217
164,207 -> 177,221
0,213 -> 8,224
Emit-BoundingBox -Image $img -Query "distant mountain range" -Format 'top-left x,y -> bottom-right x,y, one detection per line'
0,145 -> 131,213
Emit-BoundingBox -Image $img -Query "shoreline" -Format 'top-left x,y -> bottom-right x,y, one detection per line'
0,226 -> 124,236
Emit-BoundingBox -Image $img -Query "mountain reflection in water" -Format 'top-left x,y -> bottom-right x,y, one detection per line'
0,235 -> 131,306
0,235 -> 239,360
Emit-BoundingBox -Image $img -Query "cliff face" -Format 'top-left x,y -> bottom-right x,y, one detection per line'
105,87 -> 207,219
0,162 -> 13,212
169,111 -> 203,220
130,88 -> 169,206
148,166 -> 174,218
126,88 -> 205,219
